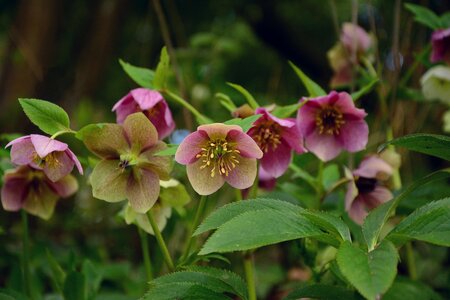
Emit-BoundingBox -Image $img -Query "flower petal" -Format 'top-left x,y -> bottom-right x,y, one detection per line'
90,159 -> 128,202
335,92 -> 367,119
43,151 -> 74,182
353,156 -> 393,180
186,159 -> 225,195
364,186 -> 393,209
47,174 -> 78,198
81,123 -> 128,158
8,136 -> 35,166
1,169 -> 29,211
281,122 -> 306,154
126,168 -> 160,213
130,88 -> 164,110
297,100 -> 320,137
139,141 -> 173,180
260,141 -> 292,178
348,196 -> 368,225
30,134 -> 68,158
147,100 -> 176,140
23,183 -> 59,220
175,130 -> 208,164
112,93 -> 141,124
123,112 -> 158,152
225,156 -> 257,189
337,119 -> 369,153
228,130 -> 263,159
66,148 -> 84,175
255,107 -> 295,128
305,131 -> 343,161
198,123 -> 241,140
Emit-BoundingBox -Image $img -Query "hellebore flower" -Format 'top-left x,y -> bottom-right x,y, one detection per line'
175,123 -> 263,195
1,165 -> 78,219
248,108 -> 306,178
81,112 -> 172,213
345,155 -> 393,224
420,65 -> 450,105
6,134 -> 83,182
297,91 -> 368,161
430,28 -> 450,64
112,88 -> 176,140
340,23 -> 372,55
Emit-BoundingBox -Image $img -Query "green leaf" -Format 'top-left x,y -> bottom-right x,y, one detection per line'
153,47 -> 170,90
82,260 -> 103,300
379,133 -> 450,161
224,114 -> 261,132
19,98 -> 71,135
284,284 -> 357,300
226,82 -> 260,109
119,59 -> 155,88
63,271 -> 87,300
154,144 -> 179,156
215,93 -> 237,113
351,79 -> 379,101
387,198 -> 450,247
405,3 -> 442,30
160,181 -> 191,209
46,249 -> 66,293
271,103 -> 301,118
337,240 -> 398,300
75,123 -> 106,141
301,210 -> 351,242
288,61 -> 326,97
362,169 -> 450,251
142,283 -> 231,300
383,277 -> 443,300
441,12 -> 450,28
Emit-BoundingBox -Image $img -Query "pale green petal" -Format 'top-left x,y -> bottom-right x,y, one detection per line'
160,181 -> 191,208
123,112 -> 158,154
123,203 -> 171,235
80,123 -> 128,158
23,183 -> 59,220
90,159 -> 128,202
126,168 -> 160,213
186,158 -> 225,195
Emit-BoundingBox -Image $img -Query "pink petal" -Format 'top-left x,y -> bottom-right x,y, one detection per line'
146,100 -> 175,140
364,186 -> 393,209
1,170 -> 29,211
47,174 -> 78,197
30,135 -> 68,158
43,151 -> 74,182
281,122 -> 306,154
341,23 -> 371,53
337,119 -> 369,153
335,92 -> 367,119
8,136 -> 35,166
112,93 -> 140,124
258,166 -> 277,190
225,156 -> 258,189
255,107 -> 295,128
353,156 -> 393,180
186,159 -> 225,195
304,130 -> 343,162
66,149 -> 84,175
126,168 -> 160,213
130,88 -> 164,110
228,130 -> 263,159
175,130 -> 208,164
197,123 -> 241,140
123,112 -> 158,152
260,141 -> 292,178
348,196 -> 368,225
344,170 -> 358,211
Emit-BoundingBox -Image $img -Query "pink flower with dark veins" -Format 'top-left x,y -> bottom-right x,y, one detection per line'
430,28 -> 450,64
112,88 -> 176,140
296,91 -> 368,161
248,108 -> 306,178
345,155 -> 393,224
175,123 -> 263,195
6,134 -> 83,182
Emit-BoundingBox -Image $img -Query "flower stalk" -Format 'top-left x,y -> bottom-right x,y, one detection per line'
243,252 -> 257,300
182,195 -> 207,261
147,211 -> 175,271
21,210 -> 32,299
138,227 -> 153,281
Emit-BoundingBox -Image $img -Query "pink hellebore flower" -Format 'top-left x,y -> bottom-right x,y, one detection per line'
175,123 -> 263,195
81,112 -> 172,213
6,134 -> 83,182
345,156 -> 393,225
1,165 -> 78,219
340,23 -> 372,55
296,91 -> 368,161
248,108 -> 306,178
430,28 -> 450,64
112,88 -> 176,140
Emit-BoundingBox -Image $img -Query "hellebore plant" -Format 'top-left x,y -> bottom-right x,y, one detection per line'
297,91 -> 368,161
81,112 -> 172,213
113,88 -> 176,139
175,123 -> 263,195
420,65 -> 450,105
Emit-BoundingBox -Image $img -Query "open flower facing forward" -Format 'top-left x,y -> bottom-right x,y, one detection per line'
1,165 -> 78,219
297,91 -> 368,161
248,108 -> 306,178
6,134 -> 83,182
81,112 -> 172,213
112,88 -> 175,140
345,155 -> 393,224
430,28 -> 450,64
175,123 -> 263,195
420,65 -> 450,105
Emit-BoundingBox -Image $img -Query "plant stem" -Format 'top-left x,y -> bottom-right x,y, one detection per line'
50,129 -> 76,139
235,188 -> 243,202
163,89 -> 212,124
138,227 -> 153,281
405,242 -> 417,280
146,211 -> 175,271
243,252 -> 257,300
21,210 -> 32,298
182,195 -> 207,261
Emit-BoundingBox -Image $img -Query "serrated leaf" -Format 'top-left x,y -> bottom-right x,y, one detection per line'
226,82 -> 260,109
379,133 -> 450,161
383,277 -> 443,300
351,79 -> 379,101
64,271 -> 87,300
337,240 -> 398,300
153,47 -> 170,90
301,210 -> 351,242
154,144 -> 178,156
119,59 -> 155,88
284,284 -> 357,300
387,198 -> 450,246
141,282 -> 231,300
362,169 -> 450,251
405,3 -> 442,30
19,98 -> 71,135
288,61 -> 326,97
223,114 -> 261,132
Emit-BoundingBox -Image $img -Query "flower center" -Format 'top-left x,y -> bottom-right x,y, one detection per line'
355,177 -> 377,194
315,106 -> 345,135
33,152 -> 61,168
252,122 -> 281,153
196,139 -> 240,177
119,154 -> 137,170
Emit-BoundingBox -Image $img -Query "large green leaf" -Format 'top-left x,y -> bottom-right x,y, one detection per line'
337,240 -> 398,300
404,3 -> 442,30
379,133 -> 450,161
362,169 -> 450,251
387,198 -> 450,247
284,284 -> 357,300
153,47 -> 170,90
383,277 -> 443,300
19,98 -> 71,135
141,283 -> 231,300
224,114 -> 262,132
119,59 -> 155,88
154,144 -> 178,156
288,61 -> 326,97
301,210 -> 351,242
226,82 -> 260,109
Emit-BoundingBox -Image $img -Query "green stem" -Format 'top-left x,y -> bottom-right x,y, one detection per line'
21,210 -> 32,298
164,90 -> 212,124
399,44 -> 431,87
243,252 -> 257,300
138,227 -> 153,281
249,164 -> 259,199
182,195 -> 207,261
405,242 -> 417,280
147,211 -> 175,271
235,188 -> 243,202
50,129 -> 76,139
386,128 -> 402,190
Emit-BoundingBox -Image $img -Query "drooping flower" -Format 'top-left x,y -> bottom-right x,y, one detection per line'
6,134 -> 83,182
81,112 -> 172,213
248,108 -> 306,178
430,28 -> 450,64
112,88 -> 175,140
345,155 -> 393,224
175,123 -> 263,195
296,91 -> 368,161
232,104 -> 255,118
340,23 -> 372,55
1,165 -> 78,219
420,65 -> 450,105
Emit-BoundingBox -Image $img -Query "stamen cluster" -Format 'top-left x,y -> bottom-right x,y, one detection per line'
196,139 -> 240,177
252,122 -> 282,153
315,106 -> 345,135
